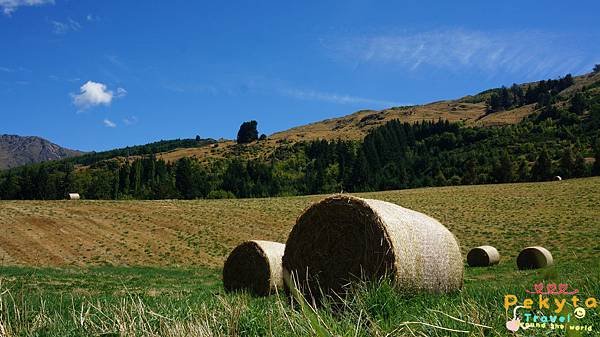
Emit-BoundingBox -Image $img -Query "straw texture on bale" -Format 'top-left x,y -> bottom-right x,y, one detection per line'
223,240 -> 285,296
282,195 -> 463,301
467,246 -> 500,267
517,246 -> 553,270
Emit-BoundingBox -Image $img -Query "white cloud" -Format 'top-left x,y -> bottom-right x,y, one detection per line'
327,29 -> 595,78
123,116 -> 138,126
51,18 -> 80,34
280,88 -> 402,107
0,0 -> 53,15
115,87 -> 127,98
72,81 -> 124,110
103,119 -> 116,128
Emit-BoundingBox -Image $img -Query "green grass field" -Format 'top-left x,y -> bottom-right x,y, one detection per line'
1,262 -> 599,336
1,178 -> 599,336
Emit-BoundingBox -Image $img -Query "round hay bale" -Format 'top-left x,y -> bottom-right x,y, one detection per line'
467,246 -> 500,267
517,246 -> 553,270
554,176 -> 562,181
282,195 -> 463,301
223,240 -> 285,296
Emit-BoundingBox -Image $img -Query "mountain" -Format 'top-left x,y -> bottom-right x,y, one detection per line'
0,135 -> 83,170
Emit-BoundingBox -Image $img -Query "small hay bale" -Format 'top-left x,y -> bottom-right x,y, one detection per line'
282,195 -> 463,302
467,246 -> 500,267
223,240 -> 285,296
517,246 -> 553,270
554,176 -> 562,181
67,193 -> 80,200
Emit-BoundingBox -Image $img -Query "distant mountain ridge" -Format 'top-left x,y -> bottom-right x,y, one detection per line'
0,135 -> 83,170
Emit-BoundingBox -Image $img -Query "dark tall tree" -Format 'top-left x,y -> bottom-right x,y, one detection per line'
573,151 -> 586,178
493,151 -> 515,183
559,147 -> 575,178
516,157 -> 530,182
237,120 -> 259,144
462,159 -> 478,185
570,92 -> 587,115
175,157 -> 195,199
132,160 -> 142,196
593,139 -> 600,176
531,149 -> 553,181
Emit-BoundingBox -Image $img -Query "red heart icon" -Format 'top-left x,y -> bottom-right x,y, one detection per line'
534,283 -> 544,294
558,284 -> 568,294
546,283 -> 557,294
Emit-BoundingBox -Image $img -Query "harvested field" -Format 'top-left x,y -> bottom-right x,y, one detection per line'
0,177 -> 599,268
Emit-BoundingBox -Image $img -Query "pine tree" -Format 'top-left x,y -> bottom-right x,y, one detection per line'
462,158 -> 478,185
516,157 -> 530,182
531,149 -> 553,181
350,150 -> 369,192
570,92 -> 587,115
573,151 -> 586,178
175,158 -> 195,199
134,160 -> 142,196
493,151 -> 515,183
119,163 -> 131,195
593,139 -> 600,176
0,172 -> 20,199
61,162 -> 75,197
510,83 -> 524,106
499,86 -> 513,110
559,147 -> 575,178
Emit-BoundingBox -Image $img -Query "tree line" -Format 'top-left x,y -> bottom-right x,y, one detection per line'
1,77 -> 600,200
487,74 -> 574,113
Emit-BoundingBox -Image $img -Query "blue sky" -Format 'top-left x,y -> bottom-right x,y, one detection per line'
1,1 -> 599,151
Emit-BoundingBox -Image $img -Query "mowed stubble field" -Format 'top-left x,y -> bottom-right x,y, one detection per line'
1,177 -> 599,267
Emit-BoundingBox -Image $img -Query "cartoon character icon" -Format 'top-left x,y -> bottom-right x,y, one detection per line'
506,306 -> 529,333
574,307 -> 586,319
506,318 -> 521,332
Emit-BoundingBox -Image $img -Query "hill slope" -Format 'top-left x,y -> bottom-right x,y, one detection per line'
0,177 -> 598,267
0,135 -> 82,170
158,71 -> 600,163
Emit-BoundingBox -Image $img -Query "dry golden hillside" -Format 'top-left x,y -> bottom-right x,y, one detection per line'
104,72 -> 600,164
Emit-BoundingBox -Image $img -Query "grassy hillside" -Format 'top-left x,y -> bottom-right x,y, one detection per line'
1,177 -> 598,267
157,71 -> 600,163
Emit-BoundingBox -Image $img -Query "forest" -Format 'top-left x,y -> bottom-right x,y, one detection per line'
1,75 -> 599,200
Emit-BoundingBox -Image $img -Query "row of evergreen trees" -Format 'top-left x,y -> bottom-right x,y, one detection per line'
487,74 -> 574,112
1,119 -> 598,200
1,78 -> 599,200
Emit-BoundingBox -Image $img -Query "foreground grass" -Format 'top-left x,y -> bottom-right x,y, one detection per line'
1,259 -> 599,337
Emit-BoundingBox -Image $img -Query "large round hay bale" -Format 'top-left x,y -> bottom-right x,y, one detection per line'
467,246 -> 500,267
517,246 -> 553,270
282,195 -> 463,301
223,240 -> 285,296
